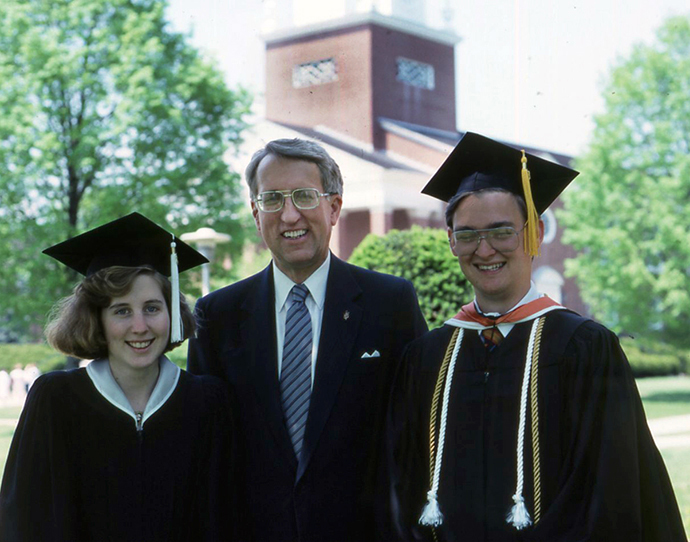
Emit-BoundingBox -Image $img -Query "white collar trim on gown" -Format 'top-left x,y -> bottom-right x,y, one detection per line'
86,356 -> 180,428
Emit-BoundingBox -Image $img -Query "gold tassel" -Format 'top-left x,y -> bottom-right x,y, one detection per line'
521,151 -> 540,257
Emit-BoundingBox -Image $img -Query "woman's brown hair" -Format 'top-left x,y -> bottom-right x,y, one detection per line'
45,266 -> 195,360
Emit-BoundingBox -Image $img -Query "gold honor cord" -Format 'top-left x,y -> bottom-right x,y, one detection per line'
427,327 -> 460,541
529,317 -> 546,524
429,328 -> 460,479
423,317 -> 548,536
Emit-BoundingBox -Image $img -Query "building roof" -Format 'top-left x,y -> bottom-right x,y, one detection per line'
378,117 -> 575,168
263,10 -> 461,47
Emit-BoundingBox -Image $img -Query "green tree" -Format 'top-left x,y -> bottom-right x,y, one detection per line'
559,15 -> 690,346
348,226 -> 472,328
0,0 -> 252,340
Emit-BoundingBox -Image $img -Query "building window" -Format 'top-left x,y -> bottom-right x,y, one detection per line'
292,58 -> 338,88
396,57 -> 435,90
541,209 -> 557,244
533,266 -> 564,304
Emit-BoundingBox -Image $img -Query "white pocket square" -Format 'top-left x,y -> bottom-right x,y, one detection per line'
361,350 -> 381,359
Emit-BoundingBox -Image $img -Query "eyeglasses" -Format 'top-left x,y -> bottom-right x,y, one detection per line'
451,224 -> 526,255
253,188 -> 336,212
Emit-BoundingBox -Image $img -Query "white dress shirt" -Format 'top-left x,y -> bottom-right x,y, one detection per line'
273,254 -> 330,385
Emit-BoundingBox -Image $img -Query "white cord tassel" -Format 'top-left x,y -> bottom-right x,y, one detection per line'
506,318 -> 541,530
419,329 -> 463,528
507,494 -> 532,530
170,236 -> 183,343
419,490 -> 443,527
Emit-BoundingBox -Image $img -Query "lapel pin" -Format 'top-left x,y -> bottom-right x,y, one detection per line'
343,310 -> 350,321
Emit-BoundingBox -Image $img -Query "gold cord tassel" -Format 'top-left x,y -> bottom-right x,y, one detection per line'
521,151 -> 540,257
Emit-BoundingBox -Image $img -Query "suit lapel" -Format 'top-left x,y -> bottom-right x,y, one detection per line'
243,265 -> 298,471
297,257 -> 362,482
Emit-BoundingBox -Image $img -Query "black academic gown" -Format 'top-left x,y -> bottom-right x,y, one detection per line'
0,363 -> 236,542
388,310 -> 685,542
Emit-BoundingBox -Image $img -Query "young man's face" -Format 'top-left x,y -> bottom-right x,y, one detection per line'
251,154 -> 342,284
448,191 -> 542,313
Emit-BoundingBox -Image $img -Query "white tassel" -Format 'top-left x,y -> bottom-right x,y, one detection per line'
506,318 -> 541,531
507,494 -> 532,530
170,236 -> 183,343
418,329 -> 463,530
419,490 -> 444,527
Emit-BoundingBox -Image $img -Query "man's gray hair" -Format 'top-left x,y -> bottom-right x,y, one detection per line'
245,138 -> 344,197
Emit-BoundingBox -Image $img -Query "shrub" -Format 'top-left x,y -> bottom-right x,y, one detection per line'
0,343 -> 67,373
619,337 -> 687,377
349,226 -> 472,329
167,343 -> 188,369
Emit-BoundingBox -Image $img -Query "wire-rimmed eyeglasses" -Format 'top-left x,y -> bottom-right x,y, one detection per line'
451,224 -> 527,255
253,188 -> 336,212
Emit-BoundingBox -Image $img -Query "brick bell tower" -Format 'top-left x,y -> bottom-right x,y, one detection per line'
262,3 -> 460,154
251,2 -> 588,316
256,1 -> 461,260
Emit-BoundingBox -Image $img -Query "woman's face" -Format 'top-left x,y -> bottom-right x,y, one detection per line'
101,274 -> 170,374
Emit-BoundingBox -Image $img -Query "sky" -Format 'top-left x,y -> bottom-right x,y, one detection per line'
166,0 -> 690,156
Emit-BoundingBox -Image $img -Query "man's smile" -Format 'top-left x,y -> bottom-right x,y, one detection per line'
476,262 -> 505,272
282,229 -> 307,239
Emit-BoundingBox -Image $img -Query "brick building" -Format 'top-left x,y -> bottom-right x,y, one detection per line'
232,8 -> 587,315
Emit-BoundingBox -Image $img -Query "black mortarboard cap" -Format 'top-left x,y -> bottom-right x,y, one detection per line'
422,132 -> 579,214
43,212 -> 209,343
42,212 -> 208,277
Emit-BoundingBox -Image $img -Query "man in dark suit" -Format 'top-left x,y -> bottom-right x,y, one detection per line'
188,138 -> 427,541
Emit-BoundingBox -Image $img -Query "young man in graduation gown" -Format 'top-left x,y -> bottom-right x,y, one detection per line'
386,132 -> 686,541
188,138 -> 427,541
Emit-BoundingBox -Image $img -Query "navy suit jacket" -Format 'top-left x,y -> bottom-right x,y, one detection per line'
188,255 -> 427,541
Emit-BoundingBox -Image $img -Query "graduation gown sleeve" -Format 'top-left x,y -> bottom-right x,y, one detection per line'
186,374 -> 238,542
532,320 -> 685,542
0,372 -> 78,541
385,327 -> 452,542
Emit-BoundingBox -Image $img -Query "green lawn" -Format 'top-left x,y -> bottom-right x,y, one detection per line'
636,376 -> 690,538
0,426 -> 14,470
660,446 -> 690,538
0,406 -> 23,419
636,375 -> 690,419
0,406 -> 20,477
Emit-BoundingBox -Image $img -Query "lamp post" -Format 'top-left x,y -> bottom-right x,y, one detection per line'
180,227 -> 231,296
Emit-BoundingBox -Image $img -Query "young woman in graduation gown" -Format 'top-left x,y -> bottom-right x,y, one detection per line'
0,213 -> 237,542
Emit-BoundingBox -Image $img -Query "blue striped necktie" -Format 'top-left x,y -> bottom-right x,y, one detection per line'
280,284 -> 312,459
